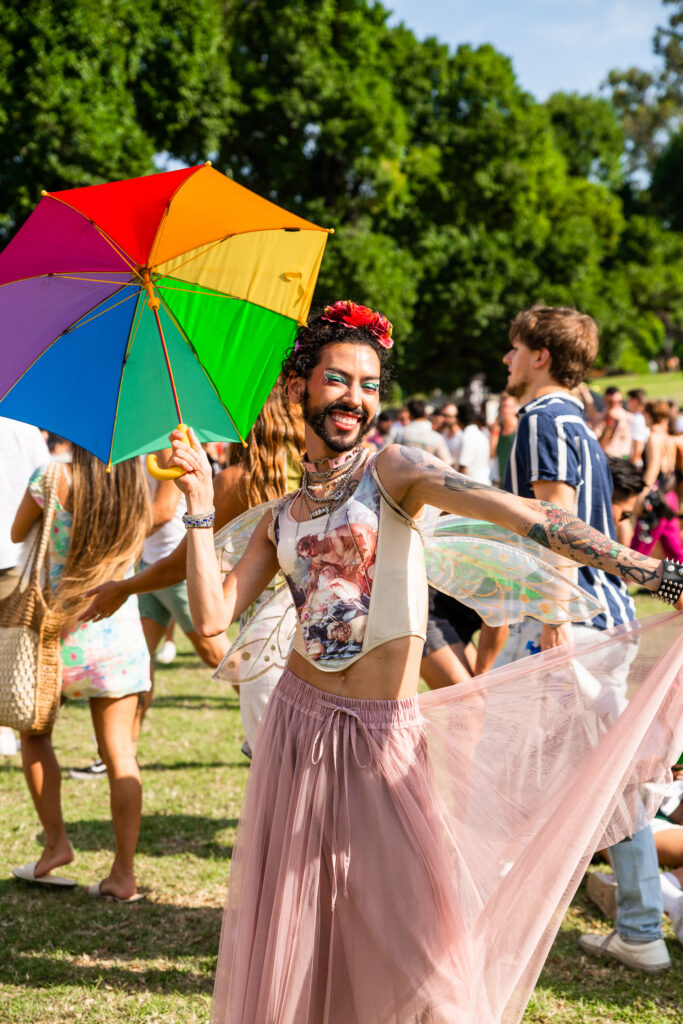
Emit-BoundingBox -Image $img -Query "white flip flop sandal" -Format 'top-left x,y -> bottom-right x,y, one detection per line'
11,861 -> 77,888
87,881 -> 145,904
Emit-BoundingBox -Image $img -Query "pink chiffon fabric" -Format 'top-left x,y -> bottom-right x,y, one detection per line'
212,612 -> 683,1024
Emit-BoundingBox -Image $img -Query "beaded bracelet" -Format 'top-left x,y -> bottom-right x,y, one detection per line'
655,560 -> 683,605
182,507 -> 215,529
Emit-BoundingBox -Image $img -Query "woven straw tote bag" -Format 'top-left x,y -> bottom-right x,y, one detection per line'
0,462 -> 63,734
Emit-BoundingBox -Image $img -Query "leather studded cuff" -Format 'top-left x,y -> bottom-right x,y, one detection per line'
656,560 -> 683,605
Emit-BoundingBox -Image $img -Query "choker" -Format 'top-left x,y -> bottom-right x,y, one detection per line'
302,446 -> 361,476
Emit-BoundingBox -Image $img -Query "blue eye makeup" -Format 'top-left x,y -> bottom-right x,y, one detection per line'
362,381 -> 380,393
324,371 -> 347,385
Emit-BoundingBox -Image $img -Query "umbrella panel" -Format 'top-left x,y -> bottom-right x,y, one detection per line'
157,278 -> 297,439
110,295 -> 244,463
0,287 -> 138,461
155,227 -> 327,324
0,275 -> 131,400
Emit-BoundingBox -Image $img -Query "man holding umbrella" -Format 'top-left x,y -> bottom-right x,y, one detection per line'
167,301 -> 683,1024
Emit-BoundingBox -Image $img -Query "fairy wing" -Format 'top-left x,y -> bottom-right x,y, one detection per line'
213,499 -> 279,572
212,583 -> 297,685
424,516 -> 576,569
422,516 -> 605,626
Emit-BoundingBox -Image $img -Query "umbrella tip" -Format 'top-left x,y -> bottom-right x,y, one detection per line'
40,190 -> 48,197
204,160 -> 212,167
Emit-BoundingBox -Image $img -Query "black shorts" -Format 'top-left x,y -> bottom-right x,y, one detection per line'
423,614 -> 462,656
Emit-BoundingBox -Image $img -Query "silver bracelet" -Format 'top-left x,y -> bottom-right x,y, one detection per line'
655,560 -> 683,605
182,507 -> 215,529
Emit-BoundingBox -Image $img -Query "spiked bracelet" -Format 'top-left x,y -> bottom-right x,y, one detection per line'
182,507 -> 215,529
655,560 -> 683,605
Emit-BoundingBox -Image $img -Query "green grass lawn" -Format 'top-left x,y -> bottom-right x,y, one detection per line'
590,370 -> 683,406
1,606 -> 681,1024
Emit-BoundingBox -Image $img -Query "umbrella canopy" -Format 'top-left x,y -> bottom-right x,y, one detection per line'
0,163 -> 330,465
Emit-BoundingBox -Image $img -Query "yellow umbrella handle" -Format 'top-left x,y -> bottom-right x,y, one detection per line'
146,423 -> 191,480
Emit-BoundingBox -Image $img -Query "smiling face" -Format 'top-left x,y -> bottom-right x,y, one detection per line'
290,342 -> 381,457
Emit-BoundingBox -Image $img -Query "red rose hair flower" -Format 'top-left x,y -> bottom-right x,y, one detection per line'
320,300 -> 394,349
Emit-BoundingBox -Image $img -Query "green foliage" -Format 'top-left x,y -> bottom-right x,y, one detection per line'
3,0 -> 683,390
0,0 -> 232,237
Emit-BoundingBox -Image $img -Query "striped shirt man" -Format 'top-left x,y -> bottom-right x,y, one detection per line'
504,391 -> 635,630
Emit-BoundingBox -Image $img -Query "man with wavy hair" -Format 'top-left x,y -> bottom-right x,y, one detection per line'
498,304 -> 670,973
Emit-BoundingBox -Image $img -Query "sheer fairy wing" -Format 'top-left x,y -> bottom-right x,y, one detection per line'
423,517 -> 605,626
423,516 -> 576,569
213,500 -> 279,572
212,584 -> 297,685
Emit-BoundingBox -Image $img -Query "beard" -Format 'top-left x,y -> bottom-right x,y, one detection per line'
505,373 -> 531,401
302,387 -> 372,452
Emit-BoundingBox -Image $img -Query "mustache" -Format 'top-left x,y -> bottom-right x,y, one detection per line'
326,402 -> 368,423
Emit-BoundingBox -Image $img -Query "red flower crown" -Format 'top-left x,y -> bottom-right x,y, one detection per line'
320,300 -> 394,349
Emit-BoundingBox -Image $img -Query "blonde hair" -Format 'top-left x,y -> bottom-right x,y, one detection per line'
228,386 -> 305,506
56,447 -> 151,626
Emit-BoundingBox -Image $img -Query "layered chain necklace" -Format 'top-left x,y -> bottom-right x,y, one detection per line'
300,445 -> 367,520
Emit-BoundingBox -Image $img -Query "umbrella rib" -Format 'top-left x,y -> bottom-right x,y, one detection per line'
41,193 -> 139,272
52,275 -> 138,286
152,233 -> 232,278
147,163 -> 207,271
106,294 -> 147,470
64,289 -> 139,335
154,288 -> 247,447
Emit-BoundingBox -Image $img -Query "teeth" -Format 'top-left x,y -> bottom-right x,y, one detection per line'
331,413 -> 359,427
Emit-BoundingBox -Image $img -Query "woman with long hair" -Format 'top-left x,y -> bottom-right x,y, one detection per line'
10,447 -> 151,901
631,399 -> 683,562
82,386 -> 306,750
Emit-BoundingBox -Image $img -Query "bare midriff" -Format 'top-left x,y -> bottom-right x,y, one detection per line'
287,635 -> 425,700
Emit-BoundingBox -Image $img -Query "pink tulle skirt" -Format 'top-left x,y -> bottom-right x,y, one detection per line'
212,613 -> 683,1024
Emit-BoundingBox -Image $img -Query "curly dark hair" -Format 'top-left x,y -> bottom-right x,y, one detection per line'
281,308 -> 394,397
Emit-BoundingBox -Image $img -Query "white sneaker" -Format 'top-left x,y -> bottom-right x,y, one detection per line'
155,640 -> 177,664
579,930 -> 671,973
586,871 -> 617,920
0,727 -> 18,756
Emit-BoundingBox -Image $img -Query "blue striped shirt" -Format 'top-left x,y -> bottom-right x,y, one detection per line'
503,392 -> 635,630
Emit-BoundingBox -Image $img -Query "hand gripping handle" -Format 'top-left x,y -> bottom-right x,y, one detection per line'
146,423 -> 191,480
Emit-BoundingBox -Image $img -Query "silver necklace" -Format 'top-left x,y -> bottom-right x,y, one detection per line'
301,446 -> 365,517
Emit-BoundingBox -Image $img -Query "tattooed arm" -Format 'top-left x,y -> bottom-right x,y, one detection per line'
377,445 -> 664,591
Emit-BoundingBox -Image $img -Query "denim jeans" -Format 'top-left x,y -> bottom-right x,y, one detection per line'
610,826 -> 663,942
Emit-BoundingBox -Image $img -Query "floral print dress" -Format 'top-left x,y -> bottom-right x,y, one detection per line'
29,465 -> 150,699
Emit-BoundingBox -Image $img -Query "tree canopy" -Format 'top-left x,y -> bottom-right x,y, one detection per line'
2,0 -> 683,390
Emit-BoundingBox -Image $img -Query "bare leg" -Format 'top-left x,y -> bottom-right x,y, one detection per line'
186,629 -> 228,670
421,642 -> 473,689
653,828 -> 683,869
90,695 -> 141,900
134,617 -> 166,745
20,731 -> 73,876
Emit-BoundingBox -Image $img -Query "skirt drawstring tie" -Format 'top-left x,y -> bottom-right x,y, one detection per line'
312,702 -> 373,910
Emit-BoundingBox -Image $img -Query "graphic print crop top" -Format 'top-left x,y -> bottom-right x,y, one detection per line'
272,453 -> 428,671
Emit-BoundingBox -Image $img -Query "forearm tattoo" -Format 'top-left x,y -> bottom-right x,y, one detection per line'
528,502 -> 661,589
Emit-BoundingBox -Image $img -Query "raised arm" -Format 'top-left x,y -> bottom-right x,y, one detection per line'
379,445 -> 664,592
166,427 -> 280,636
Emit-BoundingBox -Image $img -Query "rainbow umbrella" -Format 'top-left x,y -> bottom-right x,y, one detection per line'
0,163 -> 330,473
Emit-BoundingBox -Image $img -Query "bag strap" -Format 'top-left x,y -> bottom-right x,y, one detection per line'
29,462 -> 61,583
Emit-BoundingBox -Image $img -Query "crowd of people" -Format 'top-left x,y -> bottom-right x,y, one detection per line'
2,300 -> 683,1021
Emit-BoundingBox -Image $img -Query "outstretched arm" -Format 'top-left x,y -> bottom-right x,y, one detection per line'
379,445 -> 664,592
